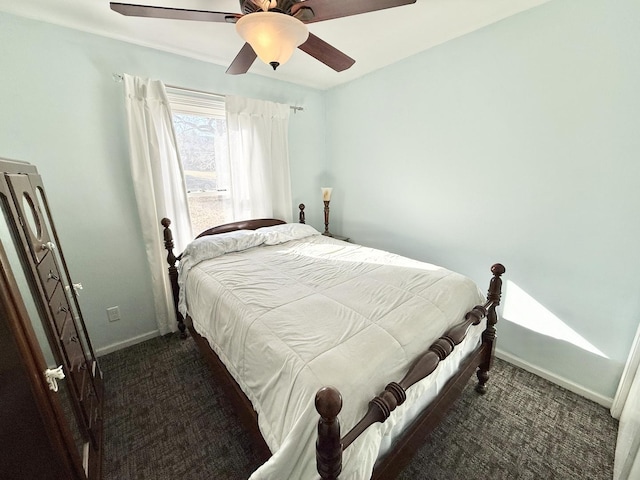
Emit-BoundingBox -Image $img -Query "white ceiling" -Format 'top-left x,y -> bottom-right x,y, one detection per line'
0,0 -> 550,90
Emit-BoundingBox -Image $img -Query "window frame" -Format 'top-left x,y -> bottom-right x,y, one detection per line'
166,87 -> 232,234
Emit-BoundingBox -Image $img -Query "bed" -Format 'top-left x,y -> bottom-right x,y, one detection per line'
160,206 -> 504,479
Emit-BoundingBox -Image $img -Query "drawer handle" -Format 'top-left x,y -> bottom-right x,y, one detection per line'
69,335 -> 79,343
57,305 -> 68,314
65,283 -> 83,294
44,365 -> 65,392
48,270 -> 59,281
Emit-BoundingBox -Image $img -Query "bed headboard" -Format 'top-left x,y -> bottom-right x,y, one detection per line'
195,218 -> 285,238
194,204 -> 307,238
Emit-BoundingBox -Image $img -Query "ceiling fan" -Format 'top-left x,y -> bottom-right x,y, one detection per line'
110,0 -> 417,74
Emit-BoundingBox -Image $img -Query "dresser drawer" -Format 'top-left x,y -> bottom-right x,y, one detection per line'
36,250 -> 61,300
85,380 -> 98,428
48,284 -> 71,334
74,360 -> 100,447
65,339 -> 87,388
68,344 -> 87,380
59,316 -> 83,353
90,360 -> 103,403
85,386 -> 100,448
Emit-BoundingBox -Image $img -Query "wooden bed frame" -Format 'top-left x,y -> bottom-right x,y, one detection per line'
160,206 -> 505,479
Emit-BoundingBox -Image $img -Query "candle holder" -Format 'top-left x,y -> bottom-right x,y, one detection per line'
323,200 -> 332,236
321,187 -> 333,237
298,203 -> 306,224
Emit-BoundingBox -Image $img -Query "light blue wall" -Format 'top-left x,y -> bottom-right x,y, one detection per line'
324,0 -> 640,399
0,12 -> 326,352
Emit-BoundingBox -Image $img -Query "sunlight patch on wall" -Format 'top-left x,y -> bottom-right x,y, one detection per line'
502,280 -> 608,359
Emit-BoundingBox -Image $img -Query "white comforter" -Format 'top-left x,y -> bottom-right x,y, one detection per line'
178,224 -> 485,479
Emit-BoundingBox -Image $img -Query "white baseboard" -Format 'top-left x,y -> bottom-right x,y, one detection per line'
95,330 -> 160,357
610,323 -> 640,419
495,348 -> 613,409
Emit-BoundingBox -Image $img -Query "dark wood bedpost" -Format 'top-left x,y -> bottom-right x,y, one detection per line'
315,263 -> 506,479
334,306 -> 487,455
475,263 -> 505,394
160,218 -> 187,339
299,203 -> 306,224
315,387 -> 343,480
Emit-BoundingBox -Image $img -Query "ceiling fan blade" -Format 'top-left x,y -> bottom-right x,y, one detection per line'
226,43 -> 258,75
298,33 -> 355,72
291,0 -> 416,24
109,2 -> 241,23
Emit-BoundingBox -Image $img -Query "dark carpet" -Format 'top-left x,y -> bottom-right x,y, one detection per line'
100,333 -> 617,479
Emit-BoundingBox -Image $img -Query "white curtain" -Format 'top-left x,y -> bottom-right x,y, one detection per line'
613,322 -> 640,479
225,95 -> 293,222
123,74 -> 192,335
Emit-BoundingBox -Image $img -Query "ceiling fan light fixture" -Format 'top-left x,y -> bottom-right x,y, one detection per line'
236,12 -> 309,70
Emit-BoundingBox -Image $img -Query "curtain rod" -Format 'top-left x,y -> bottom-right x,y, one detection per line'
112,73 -> 304,112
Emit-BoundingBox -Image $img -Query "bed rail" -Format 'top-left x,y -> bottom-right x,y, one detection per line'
315,263 -> 505,479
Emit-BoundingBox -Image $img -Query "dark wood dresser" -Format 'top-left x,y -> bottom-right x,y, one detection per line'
0,158 -> 103,479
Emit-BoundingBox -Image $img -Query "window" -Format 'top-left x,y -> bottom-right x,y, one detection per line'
166,87 -> 232,236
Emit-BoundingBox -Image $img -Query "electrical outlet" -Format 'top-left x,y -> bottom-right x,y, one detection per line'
106,306 -> 121,322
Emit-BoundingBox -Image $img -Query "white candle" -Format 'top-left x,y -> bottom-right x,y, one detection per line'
321,187 -> 333,201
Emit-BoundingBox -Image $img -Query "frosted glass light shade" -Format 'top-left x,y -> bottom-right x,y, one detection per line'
236,12 -> 309,69
321,187 -> 333,201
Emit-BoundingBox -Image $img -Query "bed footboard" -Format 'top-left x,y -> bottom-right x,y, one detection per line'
315,263 -> 505,479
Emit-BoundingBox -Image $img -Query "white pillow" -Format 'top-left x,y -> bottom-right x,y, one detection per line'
181,229 -> 264,265
256,223 -> 321,245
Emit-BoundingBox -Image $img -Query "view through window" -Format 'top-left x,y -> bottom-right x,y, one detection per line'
166,88 -> 232,236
